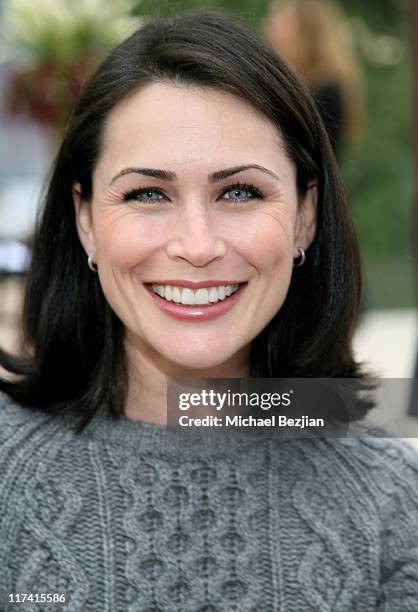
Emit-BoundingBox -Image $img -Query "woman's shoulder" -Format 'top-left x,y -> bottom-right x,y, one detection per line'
313,424 -> 418,518
0,389 -> 50,429
282,422 -> 418,516
320,421 -> 418,478
330,422 -> 418,473
0,389 -> 44,438
0,390 -> 73,460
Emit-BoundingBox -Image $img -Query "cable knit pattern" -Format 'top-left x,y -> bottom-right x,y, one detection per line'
0,390 -> 418,611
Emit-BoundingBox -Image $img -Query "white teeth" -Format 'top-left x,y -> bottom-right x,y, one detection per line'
181,288 -> 195,305
150,283 -> 242,305
165,285 -> 172,301
195,288 -> 209,305
208,287 -> 218,303
171,287 -> 181,303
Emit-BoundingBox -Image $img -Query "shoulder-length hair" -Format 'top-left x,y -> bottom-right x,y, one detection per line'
0,9 -> 373,433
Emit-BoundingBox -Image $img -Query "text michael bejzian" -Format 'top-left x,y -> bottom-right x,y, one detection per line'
178,415 -> 325,428
176,389 -> 325,428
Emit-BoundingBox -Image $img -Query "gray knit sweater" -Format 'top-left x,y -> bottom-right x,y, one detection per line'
1,390 -> 418,612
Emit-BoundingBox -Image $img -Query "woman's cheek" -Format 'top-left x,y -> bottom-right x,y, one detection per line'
95,212 -> 166,267
246,210 -> 294,265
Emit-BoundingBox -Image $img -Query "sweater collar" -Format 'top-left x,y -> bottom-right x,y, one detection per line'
78,405 -> 267,457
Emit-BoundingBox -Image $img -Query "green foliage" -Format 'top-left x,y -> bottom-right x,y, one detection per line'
5,0 -> 140,61
342,45 -> 413,259
134,0 -> 274,22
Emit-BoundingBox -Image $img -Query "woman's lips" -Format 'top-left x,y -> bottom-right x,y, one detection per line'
144,282 -> 248,321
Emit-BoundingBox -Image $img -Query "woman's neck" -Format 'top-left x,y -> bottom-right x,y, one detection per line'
123,333 -> 250,425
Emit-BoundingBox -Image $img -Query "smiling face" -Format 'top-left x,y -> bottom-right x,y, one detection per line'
74,81 -> 316,377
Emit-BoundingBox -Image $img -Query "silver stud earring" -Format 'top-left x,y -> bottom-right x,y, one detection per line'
293,246 -> 306,267
87,252 -> 98,272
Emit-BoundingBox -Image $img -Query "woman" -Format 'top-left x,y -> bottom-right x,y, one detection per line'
263,0 -> 364,157
0,10 -> 417,612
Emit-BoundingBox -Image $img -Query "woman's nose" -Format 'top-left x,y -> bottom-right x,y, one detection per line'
165,204 -> 227,266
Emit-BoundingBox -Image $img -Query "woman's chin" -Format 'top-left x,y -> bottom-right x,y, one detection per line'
166,355 -> 231,375
158,347 -> 242,377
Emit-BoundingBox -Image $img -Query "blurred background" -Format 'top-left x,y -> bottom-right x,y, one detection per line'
0,0 -> 417,434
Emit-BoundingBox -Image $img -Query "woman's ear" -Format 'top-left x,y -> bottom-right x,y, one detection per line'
73,182 -> 96,256
294,180 -> 318,251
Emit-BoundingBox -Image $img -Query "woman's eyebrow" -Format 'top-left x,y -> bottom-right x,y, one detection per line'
110,168 -> 176,184
110,164 -> 280,185
209,165 -> 280,182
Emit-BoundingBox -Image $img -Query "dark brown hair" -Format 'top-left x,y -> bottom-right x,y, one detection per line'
0,9 -> 373,432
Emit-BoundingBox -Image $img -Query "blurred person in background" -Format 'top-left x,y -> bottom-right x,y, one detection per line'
263,0 -> 364,159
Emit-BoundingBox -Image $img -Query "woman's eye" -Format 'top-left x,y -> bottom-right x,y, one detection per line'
122,183 -> 263,205
123,188 -> 166,203
222,183 -> 263,203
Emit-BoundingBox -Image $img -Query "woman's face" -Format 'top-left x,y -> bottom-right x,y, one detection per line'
74,82 -> 316,375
